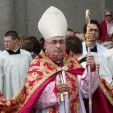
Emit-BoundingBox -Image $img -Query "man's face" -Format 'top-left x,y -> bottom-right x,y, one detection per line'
44,36 -> 66,62
66,31 -> 74,38
89,24 -> 99,41
105,11 -> 112,22
4,36 -> 18,50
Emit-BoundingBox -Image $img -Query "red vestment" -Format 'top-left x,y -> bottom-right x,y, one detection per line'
100,20 -> 107,42
0,51 -> 112,113
84,77 -> 113,113
0,51 -> 83,113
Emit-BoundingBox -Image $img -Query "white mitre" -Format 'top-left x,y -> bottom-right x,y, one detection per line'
38,6 -> 68,39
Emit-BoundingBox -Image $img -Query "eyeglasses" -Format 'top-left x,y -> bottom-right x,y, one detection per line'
90,29 -> 99,32
105,15 -> 112,17
46,40 -> 65,45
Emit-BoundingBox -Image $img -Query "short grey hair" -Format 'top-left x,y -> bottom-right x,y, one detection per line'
104,9 -> 112,15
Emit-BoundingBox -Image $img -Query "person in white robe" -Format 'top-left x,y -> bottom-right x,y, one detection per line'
82,20 -> 108,68
0,30 -> 32,100
99,48 -> 113,86
33,6 -> 99,113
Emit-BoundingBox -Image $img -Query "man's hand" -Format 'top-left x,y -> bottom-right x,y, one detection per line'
56,81 -> 71,93
86,55 -> 95,69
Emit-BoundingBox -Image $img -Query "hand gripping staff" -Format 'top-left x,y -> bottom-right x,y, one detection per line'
84,9 -> 93,113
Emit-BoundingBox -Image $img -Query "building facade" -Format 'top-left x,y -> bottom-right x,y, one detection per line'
0,0 -> 112,49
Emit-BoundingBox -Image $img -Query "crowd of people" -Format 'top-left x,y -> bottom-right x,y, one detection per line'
0,6 -> 112,113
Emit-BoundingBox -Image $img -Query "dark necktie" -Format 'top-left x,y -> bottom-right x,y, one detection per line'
90,46 -> 98,52
86,46 -> 97,52
7,49 -> 20,55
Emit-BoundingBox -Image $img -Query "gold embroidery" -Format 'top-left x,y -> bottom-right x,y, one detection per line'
0,50 -> 82,113
46,106 -> 59,113
99,77 -> 113,106
66,72 -> 80,113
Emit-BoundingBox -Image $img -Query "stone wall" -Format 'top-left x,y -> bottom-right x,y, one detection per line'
0,0 -> 113,49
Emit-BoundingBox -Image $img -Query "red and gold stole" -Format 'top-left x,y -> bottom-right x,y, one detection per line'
84,77 -> 113,113
0,51 -> 84,113
99,77 -> 113,106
